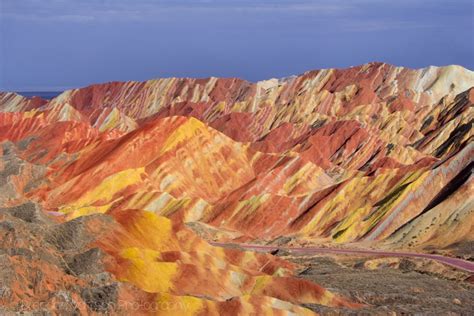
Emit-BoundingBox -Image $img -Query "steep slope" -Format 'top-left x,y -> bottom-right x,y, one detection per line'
0,92 -> 47,112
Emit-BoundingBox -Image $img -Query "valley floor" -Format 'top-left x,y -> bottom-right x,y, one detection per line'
211,242 -> 474,314
290,254 -> 474,315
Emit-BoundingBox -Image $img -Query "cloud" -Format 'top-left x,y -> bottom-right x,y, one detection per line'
337,20 -> 437,32
3,13 -> 96,22
0,0 -> 357,23
1,0 -> 470,30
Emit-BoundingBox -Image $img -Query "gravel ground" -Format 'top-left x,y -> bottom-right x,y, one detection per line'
288,255 -> 474,315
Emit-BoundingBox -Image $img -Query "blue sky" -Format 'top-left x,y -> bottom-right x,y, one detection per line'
1,0 -> 473,91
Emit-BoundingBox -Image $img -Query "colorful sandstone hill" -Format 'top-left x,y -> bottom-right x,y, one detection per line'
0,62 -> 473,314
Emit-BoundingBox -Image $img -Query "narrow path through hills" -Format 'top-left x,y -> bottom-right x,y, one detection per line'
210,242 -> 474,273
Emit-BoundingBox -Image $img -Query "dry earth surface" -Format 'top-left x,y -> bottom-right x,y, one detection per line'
289,254 -> 474,315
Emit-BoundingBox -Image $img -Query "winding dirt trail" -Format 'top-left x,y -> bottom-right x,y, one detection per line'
210,242 -> 474,273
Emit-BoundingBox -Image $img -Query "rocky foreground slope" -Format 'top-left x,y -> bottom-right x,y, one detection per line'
0,62 -> 473,314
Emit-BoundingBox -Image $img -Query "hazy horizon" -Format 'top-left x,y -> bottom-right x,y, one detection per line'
5,62 -> 474,93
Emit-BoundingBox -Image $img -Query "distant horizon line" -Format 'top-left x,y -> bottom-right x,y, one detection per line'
2,62 -> 473,93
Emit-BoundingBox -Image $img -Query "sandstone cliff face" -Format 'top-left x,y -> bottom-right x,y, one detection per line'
0,63 -> 472,314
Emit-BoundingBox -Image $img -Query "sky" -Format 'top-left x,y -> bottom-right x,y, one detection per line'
0,0 -> 473,91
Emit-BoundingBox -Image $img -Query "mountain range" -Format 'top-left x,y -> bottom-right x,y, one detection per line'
1,62 -> 472,314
